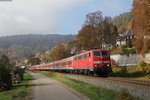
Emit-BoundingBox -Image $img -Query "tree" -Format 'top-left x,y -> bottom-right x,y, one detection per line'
132,0 -> 150,56
0,56 -> 12,90
27,55 -> 41,65
67,40 -> 80,54
101,17 -> 118,46
76,11 -> 118,50
85,11 -> 103,26
76,25 -> 102,50
113,12 -> 133,34
1,55 -> 10,66
48,44 -> 69,62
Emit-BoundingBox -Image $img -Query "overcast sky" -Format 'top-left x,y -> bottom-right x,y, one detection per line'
0,0 -> 132,37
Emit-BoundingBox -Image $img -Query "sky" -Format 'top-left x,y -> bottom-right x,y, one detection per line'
0,0 -> 132,37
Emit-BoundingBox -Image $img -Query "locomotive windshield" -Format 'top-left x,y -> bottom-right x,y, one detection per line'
94,51 -> 109,57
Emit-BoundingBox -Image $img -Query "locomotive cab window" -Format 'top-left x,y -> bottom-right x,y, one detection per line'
94,51 -> 109,57
101,51 -> 109,57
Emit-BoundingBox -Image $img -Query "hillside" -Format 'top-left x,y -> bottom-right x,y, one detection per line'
113,12 -> 133,34
0,34 -> 75,60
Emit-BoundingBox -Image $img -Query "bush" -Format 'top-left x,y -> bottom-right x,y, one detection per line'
11,68 -> 25,84
146,64 -> 150,73
120,45 -> 136,57
137,61 -> 150,73
111,47 -> 121,55
112,67 -> 121,73
120,45 -> 130,57
0,61 -> 12,90
120,66 -> 128,74
117,89 -> 133,100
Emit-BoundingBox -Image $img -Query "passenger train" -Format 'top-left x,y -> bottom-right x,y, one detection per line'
30,49 -> 112,76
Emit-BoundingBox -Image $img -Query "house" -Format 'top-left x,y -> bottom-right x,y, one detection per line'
116,30 -> 134,46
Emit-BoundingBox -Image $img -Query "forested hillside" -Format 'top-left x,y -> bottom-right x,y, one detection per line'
0,34 -> 75,60
113,12 -> 133,34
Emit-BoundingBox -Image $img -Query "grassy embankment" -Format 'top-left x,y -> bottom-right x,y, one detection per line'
0,73 -> 32,100
109,64 -> 150,80
39,71 -> 140,100
110,45 -> 150,80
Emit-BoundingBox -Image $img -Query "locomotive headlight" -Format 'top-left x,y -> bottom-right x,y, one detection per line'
95,65 -> 98,67
107,64 -> 110,66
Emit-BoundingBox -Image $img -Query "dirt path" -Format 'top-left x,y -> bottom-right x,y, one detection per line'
29,72 -> 88,100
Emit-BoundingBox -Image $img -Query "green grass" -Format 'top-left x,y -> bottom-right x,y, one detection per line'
39,71 -> 140,100
0,73 -> 33,100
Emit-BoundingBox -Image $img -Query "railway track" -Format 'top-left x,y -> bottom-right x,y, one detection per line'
101,77 -> 150,87
64,73 -> 150,87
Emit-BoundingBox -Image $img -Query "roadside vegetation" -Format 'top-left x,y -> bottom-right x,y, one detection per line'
0,73 -> 32,100
110,61 -> 150,80
0,55 -> 27,91
39,71 -> 140,100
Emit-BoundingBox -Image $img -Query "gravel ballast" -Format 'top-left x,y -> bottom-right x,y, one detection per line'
64,74 -> 150,100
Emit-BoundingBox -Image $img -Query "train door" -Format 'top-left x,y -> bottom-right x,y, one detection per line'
87,52 -> 91,67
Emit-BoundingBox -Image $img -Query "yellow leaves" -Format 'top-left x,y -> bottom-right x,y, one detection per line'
137,61 -> 150,73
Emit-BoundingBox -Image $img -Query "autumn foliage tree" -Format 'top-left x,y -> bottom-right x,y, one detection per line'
113,12 -> 133,34
132,0 -> 150,56
76,11 -> 118,50
27,55 -> 41,65
48,44 -> 70,62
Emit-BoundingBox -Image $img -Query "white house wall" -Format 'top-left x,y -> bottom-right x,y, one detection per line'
111,53 -> 150,66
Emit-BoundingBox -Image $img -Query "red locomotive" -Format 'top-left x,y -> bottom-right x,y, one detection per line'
30,49 -> 112,76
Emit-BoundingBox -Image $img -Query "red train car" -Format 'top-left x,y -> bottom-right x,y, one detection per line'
30,49 -> 112,76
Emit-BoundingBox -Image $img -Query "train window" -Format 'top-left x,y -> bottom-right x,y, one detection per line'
75,57 -> 77,60
71,61 -> 73,65
56,63 -> 59,66
58,63 -> 61,67
78,55 -> 82,60
68,61 -> 72,65
65,62 -> 67,65
101,51 -> 109,57
83,54 -> 87,59
52,64 -> 54,67
94,51 -> 109,57
94,51 -> 101,57
77,56 -> 79,60
62,62 -> 67,66
81,55 -> 83,59
77,56 -> 80,60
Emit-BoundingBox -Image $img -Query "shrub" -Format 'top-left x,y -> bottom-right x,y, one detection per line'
111,47 -> 121,55
137,61 -> 149,73
0,61 -> 12,90
117,89 -> 133,100
112,67 -> 121,73
120,45 -> 130,57
146,64 -> 150,73
120,66 -> 128,74
11,68 -> 24,84
16,89 -> 28,97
